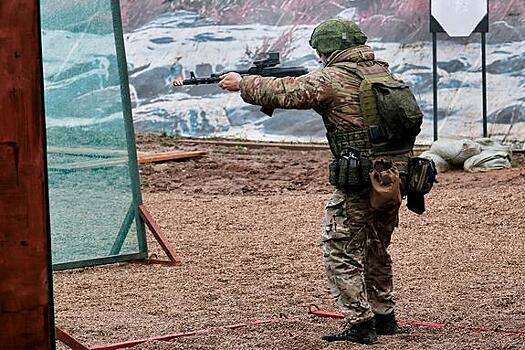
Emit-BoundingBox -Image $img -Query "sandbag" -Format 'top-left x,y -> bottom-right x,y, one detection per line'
419,151 -> 450,173
429,138 -> 482,166
464,150 -> 512,172
474,137 -> 513,153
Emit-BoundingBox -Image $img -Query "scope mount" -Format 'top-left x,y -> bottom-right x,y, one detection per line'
253,52 -> 280,68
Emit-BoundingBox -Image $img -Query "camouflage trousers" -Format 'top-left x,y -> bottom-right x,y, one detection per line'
321,187 -> 401,325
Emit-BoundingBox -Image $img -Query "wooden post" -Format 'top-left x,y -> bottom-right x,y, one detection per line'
0,1 -> 55,349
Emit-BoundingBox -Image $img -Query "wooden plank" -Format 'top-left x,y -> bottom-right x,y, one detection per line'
47,147 -> 127,158
0,1 -> 54,349
52,253 -> 147,272
55,328 -> 90,350
176,138 -> 433,152
176,138 -> 330,151
139,205 -> 181,264
138,150 -> 206,164
49,158 -> 128,172
49,151 -> 206,171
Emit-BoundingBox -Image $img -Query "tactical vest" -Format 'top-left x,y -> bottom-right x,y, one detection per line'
326,61 -> 423,158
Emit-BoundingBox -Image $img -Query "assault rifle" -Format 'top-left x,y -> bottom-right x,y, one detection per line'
177,52 -> 309,86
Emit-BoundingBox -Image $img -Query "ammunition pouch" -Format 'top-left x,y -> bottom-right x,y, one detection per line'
328,147 -> 372,189
369,160 -> 402,211
406,157 -> 438,215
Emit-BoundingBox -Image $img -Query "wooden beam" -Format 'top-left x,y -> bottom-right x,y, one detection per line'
176,138 -> 329,151
138,150 -> 206,164
0,1 -> 54,349
138,205 -> 181,264
55,328 -> 90,350
49,158 -> 128,171
47,147 -> 127,158
176,138 -> 433,153
49,151 -> 206,171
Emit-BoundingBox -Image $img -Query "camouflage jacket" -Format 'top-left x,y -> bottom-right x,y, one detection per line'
240,45 -> 391,134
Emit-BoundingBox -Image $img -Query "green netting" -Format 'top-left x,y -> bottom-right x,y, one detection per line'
41,0 -> 147,267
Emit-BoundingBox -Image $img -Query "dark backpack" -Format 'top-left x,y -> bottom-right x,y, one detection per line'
372,80 -> 423,141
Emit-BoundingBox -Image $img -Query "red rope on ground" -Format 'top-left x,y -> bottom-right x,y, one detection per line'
308,305 -> 525,336
75,306 -> 525,350
89,316 -> 301,350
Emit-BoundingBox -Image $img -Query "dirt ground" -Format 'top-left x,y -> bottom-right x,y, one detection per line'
54,135 -> 525,350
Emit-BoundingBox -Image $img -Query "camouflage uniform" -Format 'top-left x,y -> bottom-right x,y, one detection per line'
241,45 -> 407,325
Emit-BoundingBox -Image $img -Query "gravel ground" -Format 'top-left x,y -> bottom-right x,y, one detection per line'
54,135 -> 525,350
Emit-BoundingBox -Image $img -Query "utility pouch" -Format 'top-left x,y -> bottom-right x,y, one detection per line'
338,156 -> 350,186
360,157 -> 372,185
328,159 -> 339,187
328,148 -> 366,189
345,152 -> 361,186
369,160 -> 402,211
406,157 -> 438,214
408,157 -> 437,195
372,80 -> 423,140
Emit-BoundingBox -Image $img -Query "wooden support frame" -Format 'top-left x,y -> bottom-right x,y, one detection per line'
55,203 -> 180,349
139,204 -> 181,265
55,328 -> 90,350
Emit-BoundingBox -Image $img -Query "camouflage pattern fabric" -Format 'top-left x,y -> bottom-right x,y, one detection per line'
240,45 -> 407,325
309,19 -> 368,55
240,45 -> 390,133
322,159 -> 408,325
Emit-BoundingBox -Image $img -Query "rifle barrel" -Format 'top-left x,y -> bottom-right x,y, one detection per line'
180,66 -> 309,86
181,77 -> 221,85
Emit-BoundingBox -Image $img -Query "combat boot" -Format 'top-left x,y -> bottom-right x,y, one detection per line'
374,312 -> 398,335
321,319 -> 377,344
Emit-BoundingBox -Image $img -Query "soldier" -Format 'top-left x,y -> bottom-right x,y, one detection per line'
218,19 -> 423,345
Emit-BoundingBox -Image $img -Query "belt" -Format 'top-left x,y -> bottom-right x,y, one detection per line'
327,126 -> 389,157
327,125 -> 414,158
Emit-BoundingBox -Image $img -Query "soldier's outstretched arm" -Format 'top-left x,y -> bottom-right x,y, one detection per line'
240,71 -> 334,110
218,70 -> 334,110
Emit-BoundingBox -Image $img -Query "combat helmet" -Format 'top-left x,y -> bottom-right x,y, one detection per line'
309,19 -> 368,55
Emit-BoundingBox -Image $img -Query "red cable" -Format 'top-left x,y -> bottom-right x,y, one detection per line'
84,307 -> 525,350
307,305 -> 525,335
89,317 -> 297,350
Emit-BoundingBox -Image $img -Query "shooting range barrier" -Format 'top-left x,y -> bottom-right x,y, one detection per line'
40,0 -> 179,347
42,0 -> 146,269
41,0 -> 180,270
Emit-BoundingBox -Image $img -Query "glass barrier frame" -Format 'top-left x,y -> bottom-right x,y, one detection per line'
50,0 -> 148,271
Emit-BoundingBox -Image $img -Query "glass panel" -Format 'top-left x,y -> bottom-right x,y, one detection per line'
123,1 -> 524,148
41,0 -> 143,265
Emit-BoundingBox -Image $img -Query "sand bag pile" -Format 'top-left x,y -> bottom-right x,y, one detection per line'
419,138 -> 512,173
